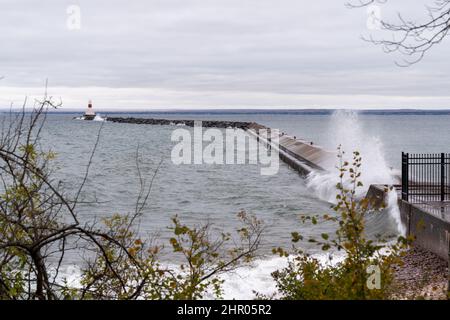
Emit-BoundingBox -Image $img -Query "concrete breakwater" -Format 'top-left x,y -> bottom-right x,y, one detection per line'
368,184 -> 450,262
246,122 -> 334,175
105,117 -> 334,174
398,200 -> 450,262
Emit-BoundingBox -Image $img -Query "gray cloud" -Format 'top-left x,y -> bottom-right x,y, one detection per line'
0,0 -> 449,109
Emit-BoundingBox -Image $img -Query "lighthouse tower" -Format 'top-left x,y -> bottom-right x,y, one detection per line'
84,100 -> 96,120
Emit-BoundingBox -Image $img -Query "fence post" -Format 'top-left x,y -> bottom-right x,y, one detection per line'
441,153 -> 445,202
402,152 -> 409,202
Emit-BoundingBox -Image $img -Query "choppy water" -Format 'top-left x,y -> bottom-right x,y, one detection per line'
10,110 -> 446,298
40,114 -> 336,257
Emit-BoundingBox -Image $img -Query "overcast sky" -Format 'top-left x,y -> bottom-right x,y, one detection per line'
0,0 -> 449,110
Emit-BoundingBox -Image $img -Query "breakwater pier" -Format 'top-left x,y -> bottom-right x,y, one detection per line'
106,116 -> 334,175
106,116 -> 252,130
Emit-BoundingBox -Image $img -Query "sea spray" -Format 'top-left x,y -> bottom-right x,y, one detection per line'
387,189 -> 406,236
305,110 -> 404,237
306,110 -> 396,203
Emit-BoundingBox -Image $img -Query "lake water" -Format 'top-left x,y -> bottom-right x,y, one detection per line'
27,110 -> 450,298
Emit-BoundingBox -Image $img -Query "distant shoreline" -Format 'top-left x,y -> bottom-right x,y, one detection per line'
5,109 -> 450,116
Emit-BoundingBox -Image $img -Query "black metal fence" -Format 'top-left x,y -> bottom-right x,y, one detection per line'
401,152 -> 450,203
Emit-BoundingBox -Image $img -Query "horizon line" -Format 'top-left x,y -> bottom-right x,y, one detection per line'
4,107 -> 450,114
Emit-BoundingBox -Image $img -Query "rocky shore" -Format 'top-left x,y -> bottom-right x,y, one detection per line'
393,247 -> 448,299
106,116 -> 260,130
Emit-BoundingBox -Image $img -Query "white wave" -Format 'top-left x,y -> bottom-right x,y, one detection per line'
213,252 -> 344,300
387,189 -> 406,236
92,114 -> 106,122
214,257 -> 286,299
305,110 -> 403,237
54,259 -> 282,300
306,110 -> 396,203
51,252 -> 345,300
73,114 -> 107,122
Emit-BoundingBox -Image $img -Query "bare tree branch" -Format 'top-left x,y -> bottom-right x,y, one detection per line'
349,0 -> 450,65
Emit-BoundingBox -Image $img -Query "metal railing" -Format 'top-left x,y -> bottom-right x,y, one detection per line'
402,152 -> 450,203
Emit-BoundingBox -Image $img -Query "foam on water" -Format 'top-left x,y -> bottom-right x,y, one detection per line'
215,252 -> 347,299
93,114 -> 106,122
55,253 -> 346,300
73,114 -> 107,122
214,257 -> 286,299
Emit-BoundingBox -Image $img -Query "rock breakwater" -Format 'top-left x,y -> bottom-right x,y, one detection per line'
106,117 -> 256,130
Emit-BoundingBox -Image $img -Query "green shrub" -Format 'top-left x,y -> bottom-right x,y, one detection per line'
271,148 -> 409,300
